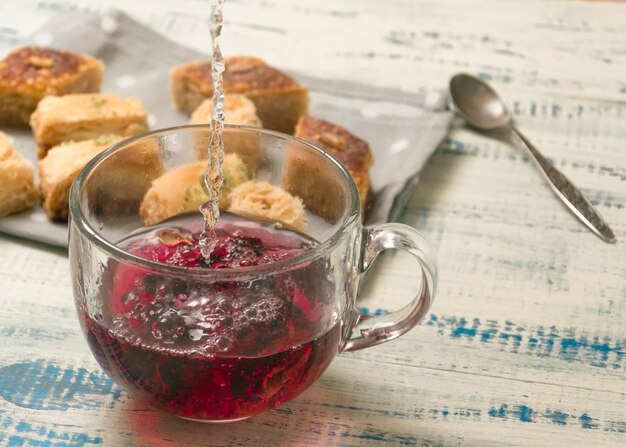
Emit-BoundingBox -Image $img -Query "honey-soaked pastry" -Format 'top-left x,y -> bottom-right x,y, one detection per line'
190,94 -> 262,127
0,47 -> 103,126
38,135 -> 123,221
30,93 -> 148,158
229,181 -> 306,233
194,128 -> 266,175
0,132 -> 39,216
140,154 -> 250,226
86,138 -> 164,219
282,143 -> 345,224
171,56 -> 308,134
294,116 -> 373,214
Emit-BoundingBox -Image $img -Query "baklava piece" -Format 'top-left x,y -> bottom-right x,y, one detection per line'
0,47 -> 103,126
171,56 -> 308,134
30,93 -> 148,158
293,116 -> 373,215
140,154 -> 250,226
87,139 -> 164,218
0,132 -> 39,216
190,94 -> 262,127
38,135 -> 123,221
229,181 -> 306,233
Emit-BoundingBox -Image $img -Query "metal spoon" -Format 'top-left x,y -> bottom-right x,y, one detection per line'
449,73 -> 616,244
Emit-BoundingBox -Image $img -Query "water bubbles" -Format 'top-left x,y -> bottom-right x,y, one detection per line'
197,320 -> 218,330
204,333 -> 233,353
122,292 -> 137,306
172,280 -> 190,296
215,335 -> 232,351
142,275 -> 160,294
234,314 -> 249,328
150,309 -> 186,343
154,284 -> 170,301
188,328 -> 204,341
250,277 -> 274,294
151,325 -> 164,340
175,293 -> 189,307
199,226 -> 218,260
243,307 -> 258,319
103,212 -> 337,358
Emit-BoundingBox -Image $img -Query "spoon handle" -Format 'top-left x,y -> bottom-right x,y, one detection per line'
510,126 -> 616,243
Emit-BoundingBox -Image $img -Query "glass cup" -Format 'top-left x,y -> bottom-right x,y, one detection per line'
69,125 -> 437,422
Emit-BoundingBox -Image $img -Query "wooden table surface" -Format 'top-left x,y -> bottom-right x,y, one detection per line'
1,1 -> 624,445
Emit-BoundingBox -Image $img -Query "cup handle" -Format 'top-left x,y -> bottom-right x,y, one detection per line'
342,223 -> 438,352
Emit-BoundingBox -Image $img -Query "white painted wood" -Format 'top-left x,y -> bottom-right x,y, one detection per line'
0,1 -> 624,445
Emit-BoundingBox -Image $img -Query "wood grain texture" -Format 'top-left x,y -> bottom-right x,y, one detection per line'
0,0 -> 625,446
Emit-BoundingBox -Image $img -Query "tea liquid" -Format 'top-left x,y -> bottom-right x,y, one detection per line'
79,213 -> 341,421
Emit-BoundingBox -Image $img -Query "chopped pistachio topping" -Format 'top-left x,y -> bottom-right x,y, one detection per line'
94,134 -> 121,146
92,96 -> 105,108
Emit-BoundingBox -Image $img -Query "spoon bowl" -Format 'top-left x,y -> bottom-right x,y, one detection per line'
449,74 -> 511,130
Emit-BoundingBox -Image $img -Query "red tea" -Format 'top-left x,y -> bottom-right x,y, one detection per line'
79,213 -> 341,421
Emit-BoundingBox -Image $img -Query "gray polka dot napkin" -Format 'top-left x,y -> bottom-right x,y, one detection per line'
0,10 -> 453,248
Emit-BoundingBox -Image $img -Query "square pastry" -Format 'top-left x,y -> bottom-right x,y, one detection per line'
0,47 -> 103,126
190,94 -> 262,128
0,132 -> 39,216
38,135 -> 123,221
293,116 -> 374,214
139,153 -> 250,226
30,93 -> 148,158
171,56 -> 308,134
